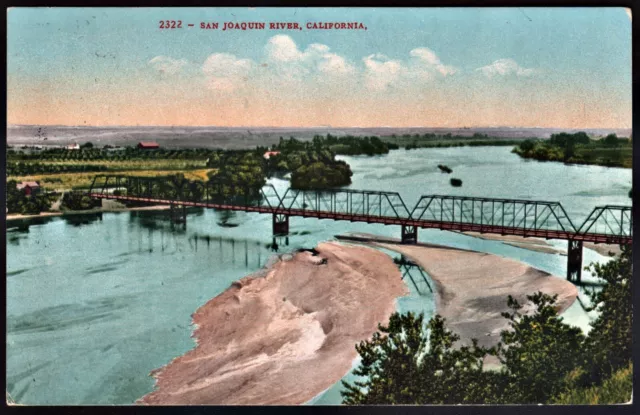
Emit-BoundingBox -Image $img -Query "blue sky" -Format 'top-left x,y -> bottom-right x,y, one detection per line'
7,7 -> 632,127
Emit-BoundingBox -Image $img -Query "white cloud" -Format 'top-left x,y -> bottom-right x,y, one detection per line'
148,56 -> 187,75
265,35 -> 356,76
363,54 -> 403,90
409,48 -> 458,77
187,37 -> 454,95
475,58 -> 537,78
265,35 -> 303,62
363,48 -> 457,91
202,53 -> 254,91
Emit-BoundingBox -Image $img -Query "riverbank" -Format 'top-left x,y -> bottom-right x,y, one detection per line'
6,203 -> 171,222
138,242 -> 407,405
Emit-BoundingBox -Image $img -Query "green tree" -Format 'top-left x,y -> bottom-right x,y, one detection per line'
519,139 -> 536,153
603,134 -> 619,147
496,293 -> 586,403
582,246 -> 632,384
341,313 -> 502,404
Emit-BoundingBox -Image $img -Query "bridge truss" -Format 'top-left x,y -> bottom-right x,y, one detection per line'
408,195 -> 577,239
88,174 -> 632,283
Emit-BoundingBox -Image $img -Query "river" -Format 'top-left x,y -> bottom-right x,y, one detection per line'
6,146 -> 632,405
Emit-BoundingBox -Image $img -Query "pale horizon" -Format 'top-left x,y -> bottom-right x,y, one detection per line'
7,123 -> 632,131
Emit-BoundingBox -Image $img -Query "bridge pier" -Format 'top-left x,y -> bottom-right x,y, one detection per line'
170,203 -> 187,229
401,225 -> 418,244
567,239 -> 583,283
273,214 -> 289,236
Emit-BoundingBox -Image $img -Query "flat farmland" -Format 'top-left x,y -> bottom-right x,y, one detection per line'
8,168 -> 215,190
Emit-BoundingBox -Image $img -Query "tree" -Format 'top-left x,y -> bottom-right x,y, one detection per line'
519,139 -> 535,153
582,246 -> 632,384
290,160 -> 352,189
496,293 -> 586,403
342,293 -> 589,405
341,313 -> 502,405
603,134 -> 619,147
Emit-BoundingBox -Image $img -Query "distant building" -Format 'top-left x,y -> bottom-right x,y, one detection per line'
138,141 -> 160,149
66,143 -> 80,150
263,151 -> 281,160
16,181 -> 41,196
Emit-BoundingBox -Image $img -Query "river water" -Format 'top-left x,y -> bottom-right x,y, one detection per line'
6,147 -> 632,405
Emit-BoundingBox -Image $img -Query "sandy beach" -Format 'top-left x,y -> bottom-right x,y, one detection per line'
138,242 -> 407,405
372,241 -> 578,350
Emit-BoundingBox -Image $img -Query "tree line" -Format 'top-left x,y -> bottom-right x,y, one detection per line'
8,162 -> 109,176
513,132 -> 631,166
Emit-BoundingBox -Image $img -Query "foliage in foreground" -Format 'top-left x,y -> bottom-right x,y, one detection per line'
553,363 -> 633,404
341,313 -> 503,404
342,248 -> 632,405
582,245 -> 633,383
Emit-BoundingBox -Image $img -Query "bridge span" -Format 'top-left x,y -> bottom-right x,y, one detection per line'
88,174 -> 632,283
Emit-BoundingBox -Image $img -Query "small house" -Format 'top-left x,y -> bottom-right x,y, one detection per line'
16,181 -> 41,196
66,143 -> 80,150
138,141 -> 160,150
263,151 -> 281,160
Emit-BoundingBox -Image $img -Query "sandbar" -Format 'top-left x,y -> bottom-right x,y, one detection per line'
138,241 -> 407,405
373,241 -> 578,350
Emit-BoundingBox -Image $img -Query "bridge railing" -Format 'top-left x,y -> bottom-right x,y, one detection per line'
409,195 -> 577,234
575,205 -> 632,238
277,188 -> 412,219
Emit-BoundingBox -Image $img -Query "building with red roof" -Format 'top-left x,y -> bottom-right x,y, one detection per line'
16,181 -> 41,196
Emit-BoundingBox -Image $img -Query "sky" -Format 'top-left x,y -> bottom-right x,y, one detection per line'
7,7 -> 632,128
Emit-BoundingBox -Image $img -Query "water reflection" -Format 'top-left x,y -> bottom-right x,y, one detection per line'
61,212 -> 103,227
394,255 -> 433,296
6,216 -> 57,232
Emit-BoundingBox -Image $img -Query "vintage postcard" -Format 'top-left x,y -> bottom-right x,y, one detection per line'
6,7 -> 632,406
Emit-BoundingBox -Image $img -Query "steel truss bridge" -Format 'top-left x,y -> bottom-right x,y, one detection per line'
89,175 -> 632,283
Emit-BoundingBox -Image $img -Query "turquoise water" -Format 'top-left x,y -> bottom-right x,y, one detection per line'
6,147 -> 631,405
